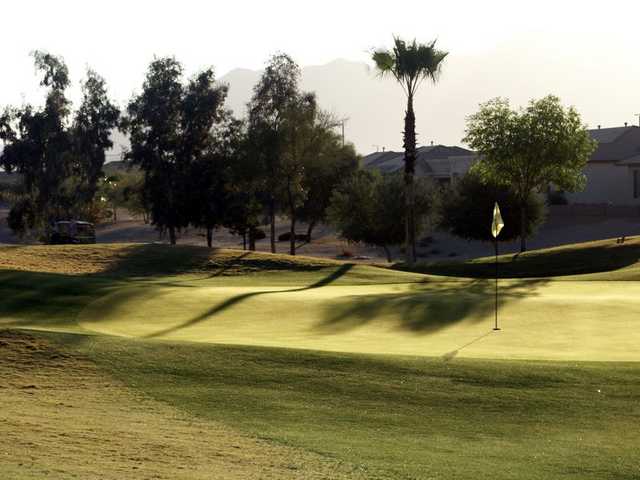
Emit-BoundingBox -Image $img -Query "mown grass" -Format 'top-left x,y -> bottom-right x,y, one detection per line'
3,241 -> 640,478
42,331 -> 639,480
398,236 -> 640,280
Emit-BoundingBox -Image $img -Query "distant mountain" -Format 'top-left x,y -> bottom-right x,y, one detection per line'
220,39 -> 640,156
221,59 -> 411,155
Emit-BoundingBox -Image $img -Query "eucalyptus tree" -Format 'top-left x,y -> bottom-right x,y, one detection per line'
0,51 -> 119,235
464,95 -> 596,251
372,37 -> 448,264
124,58 -> 227,244
72,69 -> 120,206
247,53 -> 301,253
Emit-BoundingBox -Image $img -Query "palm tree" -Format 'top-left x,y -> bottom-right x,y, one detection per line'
372,37 -> 447,265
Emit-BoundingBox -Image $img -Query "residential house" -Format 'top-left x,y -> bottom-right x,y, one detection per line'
362,145 -> 476,185
566,125 -> 640,206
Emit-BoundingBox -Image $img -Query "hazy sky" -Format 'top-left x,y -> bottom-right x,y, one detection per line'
2,0 -> 640,152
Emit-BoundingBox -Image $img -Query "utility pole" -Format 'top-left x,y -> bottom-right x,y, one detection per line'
336,118 -> 349,147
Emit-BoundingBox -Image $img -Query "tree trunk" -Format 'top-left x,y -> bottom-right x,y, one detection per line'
403,94 -> 417,266
248,227 -> 256,251
519,202 -> 527,252
242,232 -> 247,250
206,227 -> 213,248
382,245 -> 392,263
269,198 -> 276,254
290,214 -> 296,256
306,221 -> 316,243
168,226 -> 177,245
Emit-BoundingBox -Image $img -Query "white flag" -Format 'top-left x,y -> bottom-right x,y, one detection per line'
491,202 -> 504,238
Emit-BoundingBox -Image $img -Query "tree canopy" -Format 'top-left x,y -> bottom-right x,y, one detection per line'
0,51 -> 119,236
440,171 -> 546,243
329,170 -> 437,262
464,95 -> 596,251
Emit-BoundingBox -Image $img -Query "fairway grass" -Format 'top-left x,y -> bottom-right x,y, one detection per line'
2,242 -> 640,478
55,331 -> 640,480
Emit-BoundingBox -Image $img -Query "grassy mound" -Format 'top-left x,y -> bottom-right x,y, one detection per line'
399,236 -> 640,279
0,243 -> 344,277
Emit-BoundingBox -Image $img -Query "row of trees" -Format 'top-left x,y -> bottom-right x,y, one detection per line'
124,54 -> 358,253
0,52 -> 358,253
1,40 -> 597,257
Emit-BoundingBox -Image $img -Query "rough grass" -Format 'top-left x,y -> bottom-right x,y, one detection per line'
50,331 -> 640,480
398,236 -> 640,280
0,243 -> 344,277
0,330 -> 364,479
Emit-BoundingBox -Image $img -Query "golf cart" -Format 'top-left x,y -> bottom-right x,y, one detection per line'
48,220 -> 96,244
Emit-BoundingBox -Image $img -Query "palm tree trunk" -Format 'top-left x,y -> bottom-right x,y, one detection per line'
403,94 -> 417,265
168,226 -> 176,245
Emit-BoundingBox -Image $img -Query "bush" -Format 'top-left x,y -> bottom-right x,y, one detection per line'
277,232 -> 309,242
440,171 -> 546,242
253,228 -> 267,240
547,190 -> 568,205
328,170 -> 438,262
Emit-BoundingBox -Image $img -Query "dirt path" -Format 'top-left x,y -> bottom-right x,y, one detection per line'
0,330 -> 363,479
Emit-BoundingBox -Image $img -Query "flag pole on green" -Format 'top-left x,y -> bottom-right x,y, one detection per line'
491,202 -> 504,331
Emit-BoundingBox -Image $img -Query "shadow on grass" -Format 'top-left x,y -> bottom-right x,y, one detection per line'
398,239 -> 640,278
0,270 -> 115,330
143,263 -> 356,339
315,278 -> 550,335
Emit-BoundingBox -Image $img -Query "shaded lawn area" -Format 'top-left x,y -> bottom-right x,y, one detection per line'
50,332 -> 640,480
399,236 -> 640,279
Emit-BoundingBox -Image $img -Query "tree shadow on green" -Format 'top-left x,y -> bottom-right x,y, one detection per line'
0,270 -> 115,330
315,278 -> 550,335
143,263 -> 356,339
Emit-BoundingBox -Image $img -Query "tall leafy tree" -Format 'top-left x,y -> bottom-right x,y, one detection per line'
72,69 -> 121,206
297,133 -> 359,241
247,53 -> 300,253
124,57 -> 186,244
124,58 -> 226,245
182,70 -> 229,246
372,37 -> 448,265
1,51 -> 118,235
464,95 -> 596,251
278,92 -> 320,255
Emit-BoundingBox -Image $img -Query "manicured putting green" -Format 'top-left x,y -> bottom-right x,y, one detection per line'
78,276 -> 640,361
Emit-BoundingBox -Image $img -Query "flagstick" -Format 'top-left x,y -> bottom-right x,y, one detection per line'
494,238 -> 500,331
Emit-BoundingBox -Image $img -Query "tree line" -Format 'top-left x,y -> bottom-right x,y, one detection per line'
1,39 -> 597,259
0,51 -> 358,255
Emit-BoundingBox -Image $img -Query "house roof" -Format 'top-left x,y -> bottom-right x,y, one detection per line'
362,145 -> 475,175
589,127 -> 632,144
587,126 -> 640,163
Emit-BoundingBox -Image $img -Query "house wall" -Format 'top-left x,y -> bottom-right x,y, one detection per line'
567,163 -> 639,206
